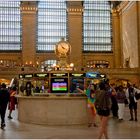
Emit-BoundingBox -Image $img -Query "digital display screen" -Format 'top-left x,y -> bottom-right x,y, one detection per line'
70,78 -> 84,93
51,78 -> 68,93
52,82 -> 67,91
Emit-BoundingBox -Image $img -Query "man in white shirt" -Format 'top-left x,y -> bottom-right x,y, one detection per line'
125,83 -> 140,121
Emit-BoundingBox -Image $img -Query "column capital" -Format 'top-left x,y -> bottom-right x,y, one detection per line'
67,8 -> 83,15
111,8 -> 119,17
67,1 -> 83,15
20,1 -> 38,14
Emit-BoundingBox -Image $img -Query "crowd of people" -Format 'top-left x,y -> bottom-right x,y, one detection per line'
0,79 -> 140,139
78,79 -> 140,139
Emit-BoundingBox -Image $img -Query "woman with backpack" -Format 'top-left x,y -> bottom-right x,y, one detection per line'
95,80 -> 112,139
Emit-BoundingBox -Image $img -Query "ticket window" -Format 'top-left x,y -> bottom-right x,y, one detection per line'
33,73 -> 50,93
70,78 -> 84,93
19,74 -> 33,94
69,73 -> 85,93
31,79 -> 49,93
19,73 -> 50,94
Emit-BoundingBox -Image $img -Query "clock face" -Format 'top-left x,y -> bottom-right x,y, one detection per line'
55,41 -> 71,57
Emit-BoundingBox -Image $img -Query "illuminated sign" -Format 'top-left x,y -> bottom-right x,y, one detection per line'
34,73 -> 48,78
51,73 -> 68,77
69,73 -> 85,77
88,73 -> 96,77
54,79 -> 65,82
24,74 -> 33,78
86,72 -> 100,78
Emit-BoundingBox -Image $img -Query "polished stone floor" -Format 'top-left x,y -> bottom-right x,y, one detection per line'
1,103 -> 140,139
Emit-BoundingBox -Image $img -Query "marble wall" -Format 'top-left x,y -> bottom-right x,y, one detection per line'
121,2 -> 139,68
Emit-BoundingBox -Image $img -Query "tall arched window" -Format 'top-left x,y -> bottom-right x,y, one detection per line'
83,1 -> 112,52
37,0 -> 67,52
0,1 -> 21,51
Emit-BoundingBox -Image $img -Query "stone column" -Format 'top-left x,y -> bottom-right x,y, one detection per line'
137,2 -> 140,68
112,9 -> 122,68
20,2 -> 37,66
67,1 -> 83,71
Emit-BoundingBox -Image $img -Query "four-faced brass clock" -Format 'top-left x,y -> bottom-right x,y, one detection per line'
55,38 -> 71,57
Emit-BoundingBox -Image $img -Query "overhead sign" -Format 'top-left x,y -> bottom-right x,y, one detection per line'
24,74 -> 33,78
51,73 -> 68,77
86,72 -> 100,78
34,73 -> 49,78
69,73 -> 85,77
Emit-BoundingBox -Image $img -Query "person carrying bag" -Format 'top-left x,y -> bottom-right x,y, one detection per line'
95,80 -> 112,139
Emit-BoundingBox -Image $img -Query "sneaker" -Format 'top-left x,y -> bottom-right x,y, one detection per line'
119,118 -> 123,121
129,118 -> 133,121
8,116 -> 13,119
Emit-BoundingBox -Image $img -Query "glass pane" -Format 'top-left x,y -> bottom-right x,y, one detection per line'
37,0 -> 67,51
0,1 -> 21,51
83,1 -> 112,52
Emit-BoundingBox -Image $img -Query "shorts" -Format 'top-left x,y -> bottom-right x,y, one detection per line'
97,108 -> 110,117
129,102 -> 137,110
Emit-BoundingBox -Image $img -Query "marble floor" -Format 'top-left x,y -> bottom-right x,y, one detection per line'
1,104 -> 140,139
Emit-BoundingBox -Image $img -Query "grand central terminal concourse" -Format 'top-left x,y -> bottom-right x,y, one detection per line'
1,0 -> 140,139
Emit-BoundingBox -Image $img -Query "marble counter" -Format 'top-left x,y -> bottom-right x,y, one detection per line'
17,94 -> 88,125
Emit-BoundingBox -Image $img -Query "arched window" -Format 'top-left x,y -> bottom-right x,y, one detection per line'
37,0 -> 67,52
0,1 -> 21,51
40,59 -> 57,71
44,59 -> 57,67
83,1 -> 112,52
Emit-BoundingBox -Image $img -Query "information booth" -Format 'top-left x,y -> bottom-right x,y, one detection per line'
17,71 -> 88,126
